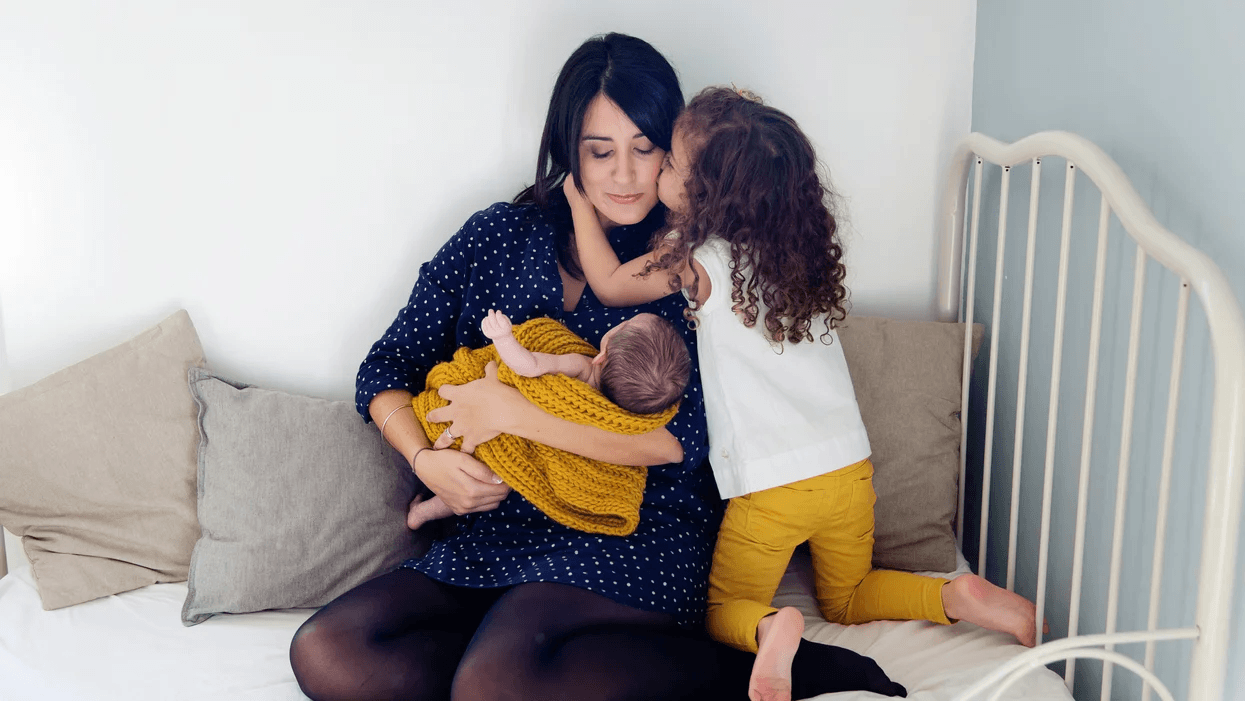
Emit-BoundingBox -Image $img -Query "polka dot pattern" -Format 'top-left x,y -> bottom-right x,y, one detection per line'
356,201 -> 722,627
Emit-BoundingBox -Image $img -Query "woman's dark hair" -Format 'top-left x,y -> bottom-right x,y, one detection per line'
647,86 -> 850,344
514,33 -> 683,278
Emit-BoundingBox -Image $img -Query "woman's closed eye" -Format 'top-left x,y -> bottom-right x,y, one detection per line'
590,146 -> 655,160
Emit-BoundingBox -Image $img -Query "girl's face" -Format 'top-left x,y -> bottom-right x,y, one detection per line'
577,94 -> 665,230
657,127 -> 690,213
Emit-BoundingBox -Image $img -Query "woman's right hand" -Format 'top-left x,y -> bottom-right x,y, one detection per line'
412,448 -> 510,514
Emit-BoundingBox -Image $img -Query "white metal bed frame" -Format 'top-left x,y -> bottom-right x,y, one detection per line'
935,132 -> 1245,701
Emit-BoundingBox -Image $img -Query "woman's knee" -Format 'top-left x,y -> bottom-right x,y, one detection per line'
452,654 -> 523,701
289,614 -> 355,700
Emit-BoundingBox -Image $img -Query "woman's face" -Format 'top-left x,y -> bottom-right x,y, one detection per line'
576,94 -> 665,230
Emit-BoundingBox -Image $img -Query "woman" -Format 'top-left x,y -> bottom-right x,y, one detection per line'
288,33 -> 901,701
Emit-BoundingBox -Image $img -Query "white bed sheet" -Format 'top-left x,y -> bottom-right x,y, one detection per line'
0,564 -> 313,701
0,550 -> 1072,701
777,547 -> 1072,700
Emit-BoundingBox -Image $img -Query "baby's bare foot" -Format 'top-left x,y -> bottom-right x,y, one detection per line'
943,574 -> 1039,646
407,493 -> 455,531
750,607 -> 804,701
406,493 -> 431,530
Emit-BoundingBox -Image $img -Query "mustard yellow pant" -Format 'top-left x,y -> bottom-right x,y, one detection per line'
706,459 -> 951,653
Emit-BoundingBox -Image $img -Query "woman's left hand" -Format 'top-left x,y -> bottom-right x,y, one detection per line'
428,361 -> 526,453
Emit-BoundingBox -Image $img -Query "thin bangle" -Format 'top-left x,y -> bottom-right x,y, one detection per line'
409,446 -> 433,473
379,404 -> 413,441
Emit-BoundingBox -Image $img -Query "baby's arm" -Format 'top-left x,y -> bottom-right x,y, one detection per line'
484,310 -> 594,382
564,178 -> 707,307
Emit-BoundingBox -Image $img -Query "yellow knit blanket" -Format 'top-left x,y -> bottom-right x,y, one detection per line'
411,317 -> 679,536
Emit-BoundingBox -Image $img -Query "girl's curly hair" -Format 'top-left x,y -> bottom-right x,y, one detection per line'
647,86 -> 850,344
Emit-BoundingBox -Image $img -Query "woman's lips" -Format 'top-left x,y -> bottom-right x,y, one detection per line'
607,193 -> 643,205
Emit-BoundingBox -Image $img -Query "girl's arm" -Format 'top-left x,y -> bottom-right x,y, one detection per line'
428,361 -> 683,466
564,178 -> 709,308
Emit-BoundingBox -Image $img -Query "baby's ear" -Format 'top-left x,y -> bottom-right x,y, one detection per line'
591,350 -> 607,366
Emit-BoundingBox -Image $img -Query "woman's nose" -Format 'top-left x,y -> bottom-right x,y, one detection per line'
614,152 -> 637,184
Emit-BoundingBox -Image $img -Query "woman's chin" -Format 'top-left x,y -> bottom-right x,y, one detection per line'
596,203 -> 657,229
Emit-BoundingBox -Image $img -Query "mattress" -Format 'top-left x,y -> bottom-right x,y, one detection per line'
0,564 -> 313,701
776,547 -> 1073,700
0,548 -> 1072,701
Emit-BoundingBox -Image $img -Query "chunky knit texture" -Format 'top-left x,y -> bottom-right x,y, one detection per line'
411,317 -> 679,536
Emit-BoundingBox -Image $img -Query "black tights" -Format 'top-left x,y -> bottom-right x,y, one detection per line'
289,568 -> 905,701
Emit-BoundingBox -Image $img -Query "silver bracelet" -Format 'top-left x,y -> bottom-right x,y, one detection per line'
410,446 -> 433,472
379,404 -> 413,441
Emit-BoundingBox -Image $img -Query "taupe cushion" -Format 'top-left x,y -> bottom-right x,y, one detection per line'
182,368 -> 426,625
0,310 -> 204,609
837,315 -> 983,572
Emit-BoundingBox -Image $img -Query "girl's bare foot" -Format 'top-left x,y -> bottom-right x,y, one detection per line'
750,607 -> 804,701
942,574 -> 1040,646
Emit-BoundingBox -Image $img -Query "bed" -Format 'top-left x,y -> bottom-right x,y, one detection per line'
0,131 -> 1241,701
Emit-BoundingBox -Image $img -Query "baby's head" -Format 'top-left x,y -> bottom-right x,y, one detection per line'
596,313 -> 690,414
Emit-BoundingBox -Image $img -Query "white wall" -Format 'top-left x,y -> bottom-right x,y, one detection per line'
0,0 -> 976,401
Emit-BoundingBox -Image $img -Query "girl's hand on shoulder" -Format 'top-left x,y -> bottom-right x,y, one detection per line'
411,447 -> 510,514
427,361 -> 525,453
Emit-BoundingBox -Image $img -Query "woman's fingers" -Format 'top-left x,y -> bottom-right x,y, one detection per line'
428,361 -> 510,449
461,459 -> 504,486
432,382 -> 459,405
412,449 -> 508,515
432,428 -> 455,450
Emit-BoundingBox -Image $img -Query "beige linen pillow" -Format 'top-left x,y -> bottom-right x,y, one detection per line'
837,315 -> 983,572
0,310 -> 204,609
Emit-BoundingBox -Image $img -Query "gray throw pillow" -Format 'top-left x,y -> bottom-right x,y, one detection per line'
182,368 -> 426,625
0,310 -> 204,609
837,315 -> 984,572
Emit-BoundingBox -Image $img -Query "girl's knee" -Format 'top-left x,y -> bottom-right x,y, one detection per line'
816,598 -> 852,625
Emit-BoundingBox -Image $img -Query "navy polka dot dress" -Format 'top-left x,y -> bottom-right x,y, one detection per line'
356,200 -> 722,627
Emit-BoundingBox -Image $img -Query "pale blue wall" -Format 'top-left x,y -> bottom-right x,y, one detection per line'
970,1 -> 1244,699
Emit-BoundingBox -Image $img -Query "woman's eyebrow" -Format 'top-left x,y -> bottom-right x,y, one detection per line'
581,132 -> 648,142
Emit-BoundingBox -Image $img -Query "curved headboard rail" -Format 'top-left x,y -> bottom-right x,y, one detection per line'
936,131 -> 1245,701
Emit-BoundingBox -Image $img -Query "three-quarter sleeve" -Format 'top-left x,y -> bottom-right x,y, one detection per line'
354,216 -> 476,421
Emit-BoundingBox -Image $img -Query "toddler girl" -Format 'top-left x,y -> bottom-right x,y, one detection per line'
568,86 -> 1038,701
